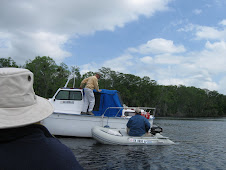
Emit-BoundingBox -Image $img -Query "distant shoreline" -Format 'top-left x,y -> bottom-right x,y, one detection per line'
155,116 -> 226,120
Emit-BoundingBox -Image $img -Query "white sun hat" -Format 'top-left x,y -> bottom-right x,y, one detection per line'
0,68 -> 53,129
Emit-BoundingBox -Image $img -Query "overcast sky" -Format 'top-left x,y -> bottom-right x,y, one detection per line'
1,0 -> 226,94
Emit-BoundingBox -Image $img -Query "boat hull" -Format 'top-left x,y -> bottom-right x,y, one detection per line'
42,112 -> 154,137
92,126 -> 174,145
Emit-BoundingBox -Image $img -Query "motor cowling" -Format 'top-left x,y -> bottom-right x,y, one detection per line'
150,126 -> 163,135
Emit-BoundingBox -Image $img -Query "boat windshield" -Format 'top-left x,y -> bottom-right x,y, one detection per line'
55,90 -> 82,100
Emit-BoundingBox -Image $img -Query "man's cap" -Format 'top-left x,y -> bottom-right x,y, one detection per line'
96,72 -> 102,77
135,108 -> 141,114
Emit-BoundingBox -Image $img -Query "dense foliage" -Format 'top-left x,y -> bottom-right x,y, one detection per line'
1,56 -> 226,117
0,57 -> 18,68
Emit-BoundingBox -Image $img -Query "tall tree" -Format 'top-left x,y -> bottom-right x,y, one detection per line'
0,57 -> 18,67
25,56 -> 59,98
51,62 -> 70,93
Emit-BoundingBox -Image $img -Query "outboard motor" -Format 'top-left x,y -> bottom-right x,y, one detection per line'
150,126 -> 163,135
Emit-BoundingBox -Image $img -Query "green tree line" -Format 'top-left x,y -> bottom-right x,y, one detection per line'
1,56 -> 226,117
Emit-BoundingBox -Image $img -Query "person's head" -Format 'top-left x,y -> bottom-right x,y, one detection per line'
135,108 -> 141,115
95,72 -> 102,79
0,68 -> 53,129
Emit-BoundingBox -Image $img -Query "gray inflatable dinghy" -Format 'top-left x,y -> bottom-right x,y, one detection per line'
92,126 -> 174,145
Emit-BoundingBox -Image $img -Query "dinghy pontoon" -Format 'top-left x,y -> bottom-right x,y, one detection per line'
92,126 -> 174,145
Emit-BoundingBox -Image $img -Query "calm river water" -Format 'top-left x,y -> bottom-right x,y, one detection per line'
59,117 -> 226,170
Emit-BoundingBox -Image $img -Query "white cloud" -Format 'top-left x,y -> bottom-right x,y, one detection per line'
196,41 -> 226,73
79,54 -> 136,76
151,40 -> 226,94
117,33 -> 226,94
178,23 -> 226,41
219,19 -> 226,26
140,56 -> 153,64
193,9 -> 202,15
177,24 -> 194,32
29,32 -> 71,63
0,0 -> 171,64
0,31 -> 70,64
128,38 -> 186,54
103,55 -> 134,73
80,62 -> 99,75
178,22 -> 226,41
150,62 -> 219,93
205,41 -> 226,52
154,54 -> 184,64
195,26 -> 226,40
177,24 -> 196,32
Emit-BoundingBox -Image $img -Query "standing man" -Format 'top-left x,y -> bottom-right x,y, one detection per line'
80,72 -> 102,115
127,108 -> 150,136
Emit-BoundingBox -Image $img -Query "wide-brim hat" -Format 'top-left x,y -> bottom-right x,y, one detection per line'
0,68 -> 53,129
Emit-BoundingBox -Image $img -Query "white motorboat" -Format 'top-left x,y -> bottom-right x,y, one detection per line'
92,126 -> 174,145
41,74 -> 156,137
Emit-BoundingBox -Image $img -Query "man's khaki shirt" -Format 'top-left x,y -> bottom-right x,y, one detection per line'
80,76 -> 100,91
